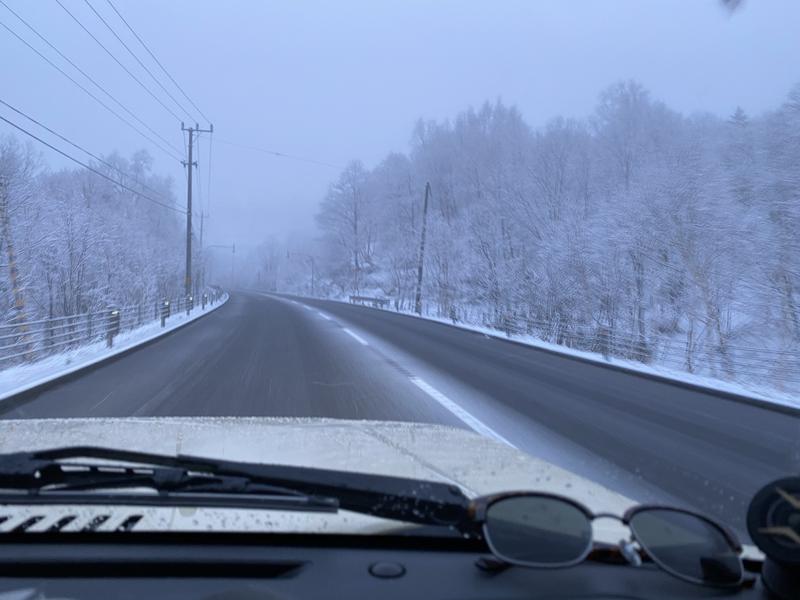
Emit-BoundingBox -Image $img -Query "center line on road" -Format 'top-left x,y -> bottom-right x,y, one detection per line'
409,377 -> 516,448
303,305 -> 313,311
317,311 -> 332,320
90,390 -> 114,411
343,328 -> 369,345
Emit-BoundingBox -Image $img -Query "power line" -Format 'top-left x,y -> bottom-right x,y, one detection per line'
0,17 -> 182,162
214,138 -> 343,170
0,113 -> 185,215
106,0 -> 211,125
55,0 -> 183,122
0,0 -> 181,159
82,0 -> 197,123
0,98 -> 170,202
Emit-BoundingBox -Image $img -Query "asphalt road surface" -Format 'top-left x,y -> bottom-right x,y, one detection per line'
1,291 -> 798,538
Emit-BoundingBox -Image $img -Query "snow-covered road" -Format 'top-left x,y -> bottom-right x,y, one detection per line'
0,291 -> 798,541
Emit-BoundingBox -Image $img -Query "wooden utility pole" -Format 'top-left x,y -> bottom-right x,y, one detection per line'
181,122 -> 213,298
414,182 -> 431,315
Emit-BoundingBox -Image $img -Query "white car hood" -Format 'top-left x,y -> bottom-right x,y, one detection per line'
0,417 -> 638,540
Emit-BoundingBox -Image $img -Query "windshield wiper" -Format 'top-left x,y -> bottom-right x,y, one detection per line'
0,454 -> 337,513
0,446 -> 470,527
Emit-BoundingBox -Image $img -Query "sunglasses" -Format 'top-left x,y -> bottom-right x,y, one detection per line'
470,492 -> 744,587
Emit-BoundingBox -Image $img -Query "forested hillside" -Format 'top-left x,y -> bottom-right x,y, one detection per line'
266,81 -> 799,390
0,137 -> 186,322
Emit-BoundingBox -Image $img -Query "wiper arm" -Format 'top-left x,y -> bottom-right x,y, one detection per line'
0,446 -> 470,527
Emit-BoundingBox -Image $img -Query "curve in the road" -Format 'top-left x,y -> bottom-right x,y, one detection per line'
2,291 -> 799,540
287,295 -> 800,539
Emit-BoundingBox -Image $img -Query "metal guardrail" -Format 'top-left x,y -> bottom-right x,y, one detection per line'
359,298 -> 799,393
0,288 -> 225,368
474,313 -> 800,393
349,295 -> 389,308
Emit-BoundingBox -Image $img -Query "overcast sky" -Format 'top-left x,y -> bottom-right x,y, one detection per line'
2,0 -> 799,249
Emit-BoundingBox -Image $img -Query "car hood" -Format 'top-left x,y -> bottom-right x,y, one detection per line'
0,416 -> 637,540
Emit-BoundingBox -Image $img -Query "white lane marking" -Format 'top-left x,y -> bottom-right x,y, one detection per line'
317,311 -> 332,321
343,328 -> 369,345
91,390 -> 114,411
409,377 -> 516,448
303,305 -> 313,311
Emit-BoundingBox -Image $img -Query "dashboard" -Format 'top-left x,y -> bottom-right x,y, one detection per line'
0,532 -> 771,599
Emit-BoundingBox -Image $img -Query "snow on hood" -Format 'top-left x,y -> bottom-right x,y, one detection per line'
0,417 -> 636,539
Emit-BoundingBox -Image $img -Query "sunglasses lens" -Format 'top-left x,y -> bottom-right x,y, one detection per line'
484,495 -> 592,565
629,509 -> 742,585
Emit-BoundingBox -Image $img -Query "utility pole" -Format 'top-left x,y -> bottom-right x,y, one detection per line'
181,122 -> 213,298
414,182 -> 431,315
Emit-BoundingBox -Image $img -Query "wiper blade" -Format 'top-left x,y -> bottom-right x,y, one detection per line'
0,449 -> 337,512
0,446 -> 470,527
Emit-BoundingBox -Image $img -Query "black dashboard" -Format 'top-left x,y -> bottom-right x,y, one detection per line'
0,532 -> 772,599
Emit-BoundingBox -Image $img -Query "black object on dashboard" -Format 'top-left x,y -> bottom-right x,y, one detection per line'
368,561 -> 406,578
747,476 -> 800,600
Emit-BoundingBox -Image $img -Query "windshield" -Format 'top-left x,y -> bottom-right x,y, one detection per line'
0,0 -> 798,545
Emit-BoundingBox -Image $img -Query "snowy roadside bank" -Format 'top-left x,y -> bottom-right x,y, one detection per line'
0,294 -> 229,403
286,294 -> 800,412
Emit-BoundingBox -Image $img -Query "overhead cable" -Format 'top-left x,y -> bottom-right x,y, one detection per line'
0,113 -> 185,215
55,0 -> 183,122
105,0 -> 211,125
0,18 -> 182,161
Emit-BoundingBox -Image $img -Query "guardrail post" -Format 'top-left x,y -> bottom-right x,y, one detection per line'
106,309 -> 120,348
202,293 -> 207,310
161,300 -> 170,327
502,314 -> 513,337
597,325 -> 610,360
